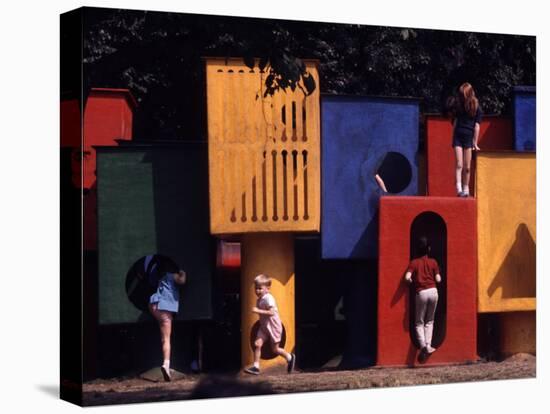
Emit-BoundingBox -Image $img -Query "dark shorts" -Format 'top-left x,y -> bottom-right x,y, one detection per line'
452,131 -> 473,148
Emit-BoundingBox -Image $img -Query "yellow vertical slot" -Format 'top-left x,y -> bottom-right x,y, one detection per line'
284,91 -> 293,142
265,142 -> 274,224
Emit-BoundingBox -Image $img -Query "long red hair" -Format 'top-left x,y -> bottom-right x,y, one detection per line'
459,82 -> 479,117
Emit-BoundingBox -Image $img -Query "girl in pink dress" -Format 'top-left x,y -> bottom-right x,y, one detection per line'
244,274 -> 295,375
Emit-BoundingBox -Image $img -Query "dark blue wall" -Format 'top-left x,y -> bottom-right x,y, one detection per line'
321,96 -> 419,259
513,86 -> 536,151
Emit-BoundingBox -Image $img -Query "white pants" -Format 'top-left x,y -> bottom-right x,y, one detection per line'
415,287 -> 438,349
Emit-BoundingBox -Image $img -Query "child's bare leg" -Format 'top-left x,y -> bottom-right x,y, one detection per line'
253,338 -> 264,367
454,147 -> 464,194
270,342 -> 291,361
462,148 -> 472,194
159,319 -> 172,367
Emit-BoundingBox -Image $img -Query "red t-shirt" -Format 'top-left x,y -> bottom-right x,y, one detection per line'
407,255 -> 440,293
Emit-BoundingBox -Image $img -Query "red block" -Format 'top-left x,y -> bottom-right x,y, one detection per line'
81,88 -> 136,251
217,240 -> 241,268
83,88 -> 136,189
426,115 -> 513,196
377,196 -> 477,367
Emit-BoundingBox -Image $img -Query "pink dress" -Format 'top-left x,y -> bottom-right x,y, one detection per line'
257,293 -> 283,343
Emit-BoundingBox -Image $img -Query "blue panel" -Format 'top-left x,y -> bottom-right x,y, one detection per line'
321,96 -> 419,259
513,86 -> 536,152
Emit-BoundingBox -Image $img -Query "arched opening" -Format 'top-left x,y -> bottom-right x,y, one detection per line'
409,212 -> 447,350
125,254 -> 179,312
376,151 -> 412,194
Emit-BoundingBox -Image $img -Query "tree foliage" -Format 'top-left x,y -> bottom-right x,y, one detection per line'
81,7 -> 535,140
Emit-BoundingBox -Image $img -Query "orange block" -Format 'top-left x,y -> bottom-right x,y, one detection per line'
476,152 -> 536,313
206,58 -> 320,234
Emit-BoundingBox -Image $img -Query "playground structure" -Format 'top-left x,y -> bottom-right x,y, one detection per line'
205,57 -> 321,371
62,58 -> 536,378
378,197 -> 478,366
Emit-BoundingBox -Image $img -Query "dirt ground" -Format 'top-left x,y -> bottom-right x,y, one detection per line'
82,353 -> 535,406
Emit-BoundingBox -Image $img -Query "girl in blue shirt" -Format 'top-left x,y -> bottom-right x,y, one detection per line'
148,265 -> 187,381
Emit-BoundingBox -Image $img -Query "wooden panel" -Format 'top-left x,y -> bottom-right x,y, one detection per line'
206,57 -> 320,234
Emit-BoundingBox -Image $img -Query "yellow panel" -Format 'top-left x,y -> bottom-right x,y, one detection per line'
476,152 -> 536,312
498,311 -> 536,356
241,233 -> 295,371
206,58 -> 320,234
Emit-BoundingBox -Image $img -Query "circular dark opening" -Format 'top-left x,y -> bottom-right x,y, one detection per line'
125,255 -> 179,312
376,152 -> 412,194
249,321 -> 287,360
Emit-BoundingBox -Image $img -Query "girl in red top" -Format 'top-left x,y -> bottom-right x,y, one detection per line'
404,237 -> 442,355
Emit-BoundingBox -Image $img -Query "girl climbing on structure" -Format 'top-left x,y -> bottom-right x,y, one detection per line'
448,82 -> 482,197
144,255 -> 187,381
404,237 -> 442,356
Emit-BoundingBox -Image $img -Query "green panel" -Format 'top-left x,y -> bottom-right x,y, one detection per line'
97,145 -> 213,324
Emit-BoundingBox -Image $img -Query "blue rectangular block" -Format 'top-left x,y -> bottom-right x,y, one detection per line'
321,95 -> 419,259
513,86 -> 536,152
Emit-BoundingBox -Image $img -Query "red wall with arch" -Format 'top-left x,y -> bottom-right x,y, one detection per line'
377,196 -> 478,366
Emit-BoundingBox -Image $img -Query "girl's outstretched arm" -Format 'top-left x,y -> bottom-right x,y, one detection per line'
375,174 -> 388,193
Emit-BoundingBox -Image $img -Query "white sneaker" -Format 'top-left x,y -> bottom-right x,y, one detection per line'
426,345 -> 437,354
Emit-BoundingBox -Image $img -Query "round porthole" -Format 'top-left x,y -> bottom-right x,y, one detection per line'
125,255 -> 179,312
376,152 -> 412,194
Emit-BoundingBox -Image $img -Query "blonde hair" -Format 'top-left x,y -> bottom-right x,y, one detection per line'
254,274 -> 272,287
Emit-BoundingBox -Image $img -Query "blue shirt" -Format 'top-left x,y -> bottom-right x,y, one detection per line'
149,273 -> 180,313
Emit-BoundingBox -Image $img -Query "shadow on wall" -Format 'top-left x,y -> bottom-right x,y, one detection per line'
488,223 -> 536,299
349,150 -> 414,258
350,210 -> 381,258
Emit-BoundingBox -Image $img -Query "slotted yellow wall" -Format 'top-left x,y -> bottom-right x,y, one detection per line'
206,58 -> 320,234
477,152 -> 536,313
